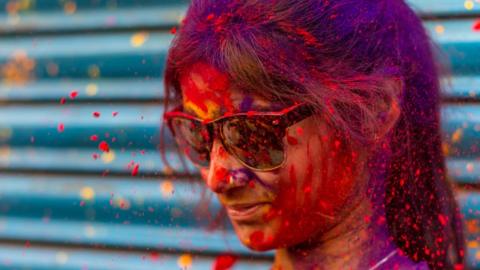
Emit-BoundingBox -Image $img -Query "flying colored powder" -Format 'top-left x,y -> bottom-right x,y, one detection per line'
148,252 -> 161,261
69,90 -> 78,99
212,254 -> 238,270
57,123 -> 64,132
474,20 -> 480,31
98,141 -> 110,152
131,163 -> 140,176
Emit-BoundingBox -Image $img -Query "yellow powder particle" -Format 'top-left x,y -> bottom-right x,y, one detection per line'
161,181 -> 174,198
465,0 -> 475,10
80,186 -> 95,200
55,251 -> 69,265
101,149 -> 116,164
177,254 -> 192,269
434,25 -> 445,34
85,83 -> 98,96
131,32 -> 149,47
451,128 -> 463,143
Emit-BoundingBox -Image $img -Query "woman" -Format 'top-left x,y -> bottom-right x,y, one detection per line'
160,0 -> 465,269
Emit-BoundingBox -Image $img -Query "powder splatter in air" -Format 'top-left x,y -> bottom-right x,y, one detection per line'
131,163 -> 140,176
57,123 -> 64,132
98,141 -> 110,152
69,90 -> 78,99
212,253 -> 238,270
473,20 -> 480,31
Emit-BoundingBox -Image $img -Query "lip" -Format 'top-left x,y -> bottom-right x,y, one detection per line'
226,202 -> 270,221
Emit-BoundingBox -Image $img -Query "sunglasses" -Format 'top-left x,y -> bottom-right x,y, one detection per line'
163,102 -> 314,171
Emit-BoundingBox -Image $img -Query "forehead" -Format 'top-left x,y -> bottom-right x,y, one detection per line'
179,62 -> 287,119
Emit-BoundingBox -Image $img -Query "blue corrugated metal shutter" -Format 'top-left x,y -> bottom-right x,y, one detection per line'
0,0 -> 478,269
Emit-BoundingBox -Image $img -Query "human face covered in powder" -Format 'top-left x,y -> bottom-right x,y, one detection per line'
178,62 -> 366,251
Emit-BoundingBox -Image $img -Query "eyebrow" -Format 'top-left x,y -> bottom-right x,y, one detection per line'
231,101 -> 288,113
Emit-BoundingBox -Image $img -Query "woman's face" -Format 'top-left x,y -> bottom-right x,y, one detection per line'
179,62 -> 362,251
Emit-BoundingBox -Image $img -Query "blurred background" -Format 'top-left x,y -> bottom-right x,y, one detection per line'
0,0 -> 478,269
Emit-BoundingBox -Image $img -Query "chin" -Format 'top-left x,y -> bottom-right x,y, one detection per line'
230,218 -> 282,251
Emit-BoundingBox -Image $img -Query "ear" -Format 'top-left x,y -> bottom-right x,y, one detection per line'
374,78 -> 402,141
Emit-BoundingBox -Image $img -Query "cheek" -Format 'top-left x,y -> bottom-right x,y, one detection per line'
265,133 -> 358,245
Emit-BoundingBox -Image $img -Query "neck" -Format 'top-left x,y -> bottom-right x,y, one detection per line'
272,198 -> 401,270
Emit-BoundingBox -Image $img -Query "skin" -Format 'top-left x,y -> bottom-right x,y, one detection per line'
179,62 -> 425,269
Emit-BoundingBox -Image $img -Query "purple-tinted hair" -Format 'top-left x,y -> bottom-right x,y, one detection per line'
160,0 -> 465,268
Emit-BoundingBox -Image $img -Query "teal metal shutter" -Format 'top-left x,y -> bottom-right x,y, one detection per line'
0,0 -> 477,269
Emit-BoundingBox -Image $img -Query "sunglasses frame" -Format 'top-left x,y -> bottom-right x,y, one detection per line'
163,102 -> 315,171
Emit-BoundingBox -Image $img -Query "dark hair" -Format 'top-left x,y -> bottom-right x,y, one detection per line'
160,0 -> 465,268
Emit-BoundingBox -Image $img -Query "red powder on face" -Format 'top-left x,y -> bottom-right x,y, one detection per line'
317,199 -> 334,217
217,146 -> 228,159
296,127 -> 304,136
334,140 -> 341,148
263,207 -> 278,222
249,230 -> 264,246
289,165 -> 297,191
287,135 -> 298,145
180,62 -> 234,117
214,167 -> 229,184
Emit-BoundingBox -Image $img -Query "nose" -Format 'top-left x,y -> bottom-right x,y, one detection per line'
204,138 -> 249,193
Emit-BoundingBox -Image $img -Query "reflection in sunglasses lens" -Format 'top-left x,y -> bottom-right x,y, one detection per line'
172,118 -> 211,166
222,117 -> 284,169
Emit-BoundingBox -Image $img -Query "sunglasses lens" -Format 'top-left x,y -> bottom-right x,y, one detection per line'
221,117 -> 285,170
170,118 -> 211,167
